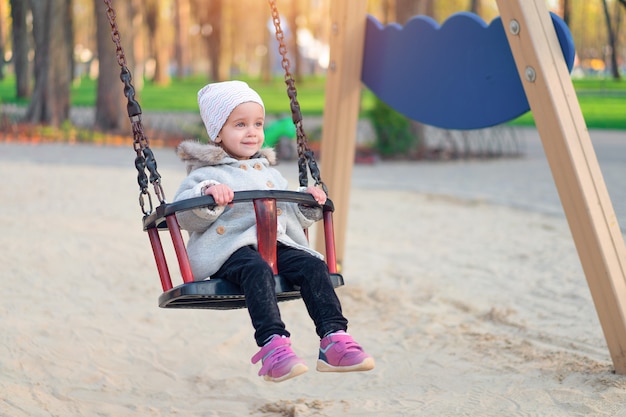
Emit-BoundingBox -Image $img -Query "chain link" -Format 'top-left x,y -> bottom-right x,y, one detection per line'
102,0 -> 165,213
103,0 -> 325,211
267,0 -> 327,194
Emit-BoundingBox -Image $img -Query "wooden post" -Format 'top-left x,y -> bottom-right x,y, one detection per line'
315,0 -> 368,266
497,0 -> 626,373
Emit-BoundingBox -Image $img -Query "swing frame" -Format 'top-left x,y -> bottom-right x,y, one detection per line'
320,0 -> 626,375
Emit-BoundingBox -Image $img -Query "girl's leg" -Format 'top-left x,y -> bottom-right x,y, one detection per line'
276,245 -> 349,338
214,245 -> 288,346
277,245 -> 374,373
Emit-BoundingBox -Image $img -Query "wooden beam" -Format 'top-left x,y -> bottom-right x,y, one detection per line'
496,0 -> 626,373
315,0 -> 367,265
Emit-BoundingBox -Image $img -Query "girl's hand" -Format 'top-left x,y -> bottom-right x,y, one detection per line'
204,184 -> 234,206
305,186 -> 327,205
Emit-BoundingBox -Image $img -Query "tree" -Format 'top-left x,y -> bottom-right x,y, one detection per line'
469,0 -> 481,15
94,0 -> 131,132
287,1 -> 301,80
25,0 -> 73,126
0,2 -> 5,80
559,0 -> 571,26
193,0 -> 222,81
601,0 -> 621,80
173,0 -> 191,77
129,0 -> 145,91
395,0 -> 434,22
145,0 -> 172,85
10,0 -> 31,98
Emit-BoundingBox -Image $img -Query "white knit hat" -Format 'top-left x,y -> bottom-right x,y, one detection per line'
197,80 -> 265,141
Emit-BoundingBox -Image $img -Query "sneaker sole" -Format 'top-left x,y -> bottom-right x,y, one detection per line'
264,363 -> 309,382
316,357 -> 375,373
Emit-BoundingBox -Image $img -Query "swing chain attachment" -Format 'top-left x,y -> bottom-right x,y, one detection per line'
102,0 -> 166,215
267,0 -> 327,196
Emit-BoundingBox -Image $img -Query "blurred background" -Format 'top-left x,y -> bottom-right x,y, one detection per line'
0,0 -> 624,158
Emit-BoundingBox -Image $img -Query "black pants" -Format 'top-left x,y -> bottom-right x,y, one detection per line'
214,244 -> 348,346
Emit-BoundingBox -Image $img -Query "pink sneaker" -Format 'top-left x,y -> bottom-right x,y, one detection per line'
316,332 -> 375,372
251,335 -> 308,382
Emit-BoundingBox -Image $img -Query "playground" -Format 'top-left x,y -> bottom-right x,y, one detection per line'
2,128 -> 626,416
3,0 -> 626,415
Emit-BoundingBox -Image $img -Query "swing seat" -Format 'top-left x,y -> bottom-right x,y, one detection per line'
158,273 -> 345,310
142,190 -> 344,310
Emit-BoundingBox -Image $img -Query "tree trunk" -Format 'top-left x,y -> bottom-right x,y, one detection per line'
560,0 -> 571,26
10,0 -> 31,98
217,0 -> 230,80
25,0 -> 72,126
469,0 -> 482,15
145,0 -> 171,85
261,15 -> 271,82
601,0 -> 621,80
394,0 -> 434,21
288,1 -> 301,81
174,0 -> 191,77
613,1 -> 622,77
65,0 -> 74,83
94,0 -> 129,132
206,0 -> 222,81
130,0 -> 144,91
0,2 -> 5,80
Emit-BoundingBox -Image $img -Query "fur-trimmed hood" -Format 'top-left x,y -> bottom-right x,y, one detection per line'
176,140 -> 277,174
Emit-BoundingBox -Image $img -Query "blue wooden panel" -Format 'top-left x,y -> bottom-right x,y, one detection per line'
361,12 -> 575,130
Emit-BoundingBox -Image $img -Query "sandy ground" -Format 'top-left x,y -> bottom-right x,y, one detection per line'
2,127 -> 626,416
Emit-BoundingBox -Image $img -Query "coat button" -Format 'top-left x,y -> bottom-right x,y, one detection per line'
216,226 -> 225,235
239,164 -> 248,170
276,208 -> 283,216
266,181 -> 274,188
254,163 -> 262,170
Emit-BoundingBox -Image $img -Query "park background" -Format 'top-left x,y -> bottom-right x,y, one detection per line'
0,0 -> 626,150
3,1 -> 626,417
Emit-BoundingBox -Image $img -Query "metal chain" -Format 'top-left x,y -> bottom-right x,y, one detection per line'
102,0 -> 165,214
267,0 -> 327,194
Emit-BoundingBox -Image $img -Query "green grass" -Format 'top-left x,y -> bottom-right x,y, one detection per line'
71,75 -> 331,115
1,75 -> 625,130
508,79 -> 626,130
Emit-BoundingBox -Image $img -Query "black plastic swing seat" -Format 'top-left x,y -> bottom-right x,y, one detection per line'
143,190 -> 343,310
158,273 -> 344,310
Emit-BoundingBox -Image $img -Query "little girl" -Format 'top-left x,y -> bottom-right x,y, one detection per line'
173,81 -> 374,382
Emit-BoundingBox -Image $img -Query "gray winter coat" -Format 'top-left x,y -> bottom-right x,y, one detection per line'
173,140 -> 323,280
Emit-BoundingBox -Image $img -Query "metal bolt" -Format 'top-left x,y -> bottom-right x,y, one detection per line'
525,66 -> 536,82
509,19 -> 520,36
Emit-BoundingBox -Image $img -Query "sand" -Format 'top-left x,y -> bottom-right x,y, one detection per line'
2,128 -> 626,416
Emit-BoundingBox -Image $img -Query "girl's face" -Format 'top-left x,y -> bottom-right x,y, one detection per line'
215,102 -> 265,160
